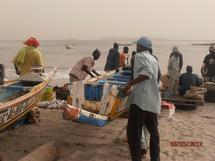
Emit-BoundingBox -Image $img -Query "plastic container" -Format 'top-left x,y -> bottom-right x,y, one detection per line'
55,87 -> 70,100
84,84 -> 103,101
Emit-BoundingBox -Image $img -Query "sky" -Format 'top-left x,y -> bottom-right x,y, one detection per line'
0,0 -> 215,40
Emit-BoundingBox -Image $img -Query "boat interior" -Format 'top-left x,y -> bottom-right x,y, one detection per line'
0,81 -> 41,103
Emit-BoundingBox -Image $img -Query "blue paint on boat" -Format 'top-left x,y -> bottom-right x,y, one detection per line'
78,115 -> 108,127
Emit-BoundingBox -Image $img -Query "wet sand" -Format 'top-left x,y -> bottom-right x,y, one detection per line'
0,102 -> 215,161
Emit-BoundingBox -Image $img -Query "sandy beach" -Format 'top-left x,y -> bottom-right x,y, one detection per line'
0,100 -> 215,161
0,39 -> 214,161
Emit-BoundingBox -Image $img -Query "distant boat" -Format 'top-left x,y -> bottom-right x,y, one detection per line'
65,44 -> 74,49
192,42 -> 215,46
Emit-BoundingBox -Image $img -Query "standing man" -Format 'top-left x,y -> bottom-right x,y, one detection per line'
69,49 -> 101,82
123,37 -> 161,161
201,44 -> 215,81
167,46 -> 183,95
13,37 -> 44,76
104,42 -> 120,71
120,46 -> 129,68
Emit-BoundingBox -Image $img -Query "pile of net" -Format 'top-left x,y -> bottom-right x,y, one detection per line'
202,82 -> 215,91
183,86 -> 207,100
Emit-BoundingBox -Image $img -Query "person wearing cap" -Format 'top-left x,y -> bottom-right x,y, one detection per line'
120,46 -> 129,68
167,46 -> 183,95
13,37 -> 44,76
123,37 -> 161,161
201,44 -> 215,80
69,49 -> 101,82
104,42 -> 120,71
178,65 -> 202,96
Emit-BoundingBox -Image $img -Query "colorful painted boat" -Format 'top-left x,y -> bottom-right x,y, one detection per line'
63,70 -> 130,127
0,67 -> 57,131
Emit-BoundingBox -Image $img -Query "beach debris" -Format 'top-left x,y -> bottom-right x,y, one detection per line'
160,75 -> 169,90
159,101 -> 175,119
53,85 -> 70,101
38,99 -> 64,109
41,86 -> 54,101
27,107 -> 41,123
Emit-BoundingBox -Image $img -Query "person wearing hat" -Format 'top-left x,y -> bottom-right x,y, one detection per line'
69,49 -> 101,82
201,44 -> 215,80
178,65 -> 202,96
13,37 -> 44,76
104,42 -> 120,71
167,46 -> 183,95
123,37 -> 161,161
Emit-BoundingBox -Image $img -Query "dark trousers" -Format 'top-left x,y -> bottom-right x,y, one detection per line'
127,104 -> 160,161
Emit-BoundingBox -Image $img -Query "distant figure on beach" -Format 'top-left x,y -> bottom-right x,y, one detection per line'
201,44 -> 215,81
130,51 -> 136,80
120,46 -> 129,68
13,37 -> 44,76
178,65 -> 202,96
123,37 -> 161,161
69,49 -> 101,82
167,46 -> 183,94
104,42 -> 120,72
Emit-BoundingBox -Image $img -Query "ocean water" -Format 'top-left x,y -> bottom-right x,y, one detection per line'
0,39 -> 209,80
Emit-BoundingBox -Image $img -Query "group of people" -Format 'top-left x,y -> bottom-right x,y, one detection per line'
167,44 -> 215,97
11,36 -> 215,161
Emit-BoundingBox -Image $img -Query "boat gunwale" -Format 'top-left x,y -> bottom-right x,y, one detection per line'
0,67 -> 57,111
0,79 -> 50,111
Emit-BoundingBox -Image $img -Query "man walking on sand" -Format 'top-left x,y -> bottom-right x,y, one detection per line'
123,37 -> 161,161
167,46 -> 183,95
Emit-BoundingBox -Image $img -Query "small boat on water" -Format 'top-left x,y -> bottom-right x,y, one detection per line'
65,44 -> 74,49
0,67 -> 57,132
63,69 -> 131,127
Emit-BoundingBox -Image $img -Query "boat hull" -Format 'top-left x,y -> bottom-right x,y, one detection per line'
0,68 -> 57,132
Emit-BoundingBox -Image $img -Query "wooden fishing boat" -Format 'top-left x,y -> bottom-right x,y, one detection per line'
63,70 -> 130,127
0,67 -> 57,131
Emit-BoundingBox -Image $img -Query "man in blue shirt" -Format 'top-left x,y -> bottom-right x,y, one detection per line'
123,37 -> 161,161
179,65 -> 202,96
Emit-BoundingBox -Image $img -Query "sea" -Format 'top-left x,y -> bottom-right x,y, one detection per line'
0,38 -> 209,81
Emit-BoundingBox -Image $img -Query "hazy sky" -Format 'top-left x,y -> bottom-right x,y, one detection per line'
0,0 -> 215,40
